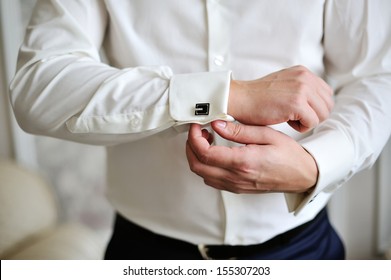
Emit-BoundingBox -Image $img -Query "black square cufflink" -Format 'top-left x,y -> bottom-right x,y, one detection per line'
195,103 -> 210,116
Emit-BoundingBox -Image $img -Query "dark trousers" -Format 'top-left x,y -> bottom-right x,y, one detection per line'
104,208 -> 345,260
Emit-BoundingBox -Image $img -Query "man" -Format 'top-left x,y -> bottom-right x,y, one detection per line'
10,0 -> 391,259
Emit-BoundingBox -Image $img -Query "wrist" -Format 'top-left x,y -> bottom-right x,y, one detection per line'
302,148 -> 319,192
228,79 -> 246,121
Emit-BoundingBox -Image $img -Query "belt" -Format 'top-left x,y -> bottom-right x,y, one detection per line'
112,207 -> 327,260
197,208 -> 327,260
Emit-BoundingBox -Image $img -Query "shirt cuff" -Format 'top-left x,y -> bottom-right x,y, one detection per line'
169,71 -> 234,126
284,129 -> 355,215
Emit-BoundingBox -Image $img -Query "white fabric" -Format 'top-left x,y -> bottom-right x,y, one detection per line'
9,0 -> 391,245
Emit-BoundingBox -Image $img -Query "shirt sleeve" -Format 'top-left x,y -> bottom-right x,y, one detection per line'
169,71 -> 233,126
285,0 -> 391,214
9,0 -> 232,146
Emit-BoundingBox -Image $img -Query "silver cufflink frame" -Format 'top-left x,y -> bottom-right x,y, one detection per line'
195,103 -> 210,116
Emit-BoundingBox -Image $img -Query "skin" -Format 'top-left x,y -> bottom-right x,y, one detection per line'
228,65 -> 334,132
186,65 -> 334,194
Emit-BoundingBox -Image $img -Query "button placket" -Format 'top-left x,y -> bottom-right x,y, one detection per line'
206,0 -> 231,71
206,0 -> 235,243
214,55 -> 225,66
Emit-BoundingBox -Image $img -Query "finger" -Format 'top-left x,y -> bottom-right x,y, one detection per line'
290,104 -> 319,132
304,71 -> 334,119
307,79 -> 334,122
314,74 -> 334,99
288,120 -> 313,132
289,66 -> 334,126
188,123 -> 203,139
186,142 -> 260,193
318,82 -> 335,116
187,123 -> 238,168
187,138 -> 238,169
188,124 -> 211,151
201,128 -> 214,145
203,171 -> 274,194
185,139 -> 231,182
211,121 -> 286,145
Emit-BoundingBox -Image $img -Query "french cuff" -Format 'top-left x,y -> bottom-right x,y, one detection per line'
284,129 -> 355,215
169,71 -> 234,127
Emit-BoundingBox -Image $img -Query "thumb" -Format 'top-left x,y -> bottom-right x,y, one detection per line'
211,120 -> 281,145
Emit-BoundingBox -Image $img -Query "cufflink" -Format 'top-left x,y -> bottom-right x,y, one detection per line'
195,103 -> 210,116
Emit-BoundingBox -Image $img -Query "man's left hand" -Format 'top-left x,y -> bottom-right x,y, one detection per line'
186,121 -> 318,194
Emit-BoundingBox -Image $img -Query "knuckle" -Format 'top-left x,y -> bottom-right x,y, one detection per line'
293,65 -> 311,77
198,152 -> 210,165
231,188 -> 241,194
295,82 -> 310,95
203,179 -> 212,186
225,181 -> 242,194
289,92 -> 307,109
188,156 -> 205,174
230,123 -> 243,140
234,162 -> 258,183
325,83 -> 333,94
329,97 -> 335,109
292,66 -> 314,91
188,161 -> 199,173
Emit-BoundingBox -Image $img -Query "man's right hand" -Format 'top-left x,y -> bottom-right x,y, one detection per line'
228,65 -> 334,132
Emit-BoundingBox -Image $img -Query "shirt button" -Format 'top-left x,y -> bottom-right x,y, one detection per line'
214,55 -> 225,66
129,116 -> 141,128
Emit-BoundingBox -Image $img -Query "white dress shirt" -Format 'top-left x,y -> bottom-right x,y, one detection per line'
10,0 -> 391,245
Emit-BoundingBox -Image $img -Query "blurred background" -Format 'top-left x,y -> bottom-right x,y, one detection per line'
0,0 -> 390,260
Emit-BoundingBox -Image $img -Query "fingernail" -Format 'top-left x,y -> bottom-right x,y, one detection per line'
214,120 -> 227,129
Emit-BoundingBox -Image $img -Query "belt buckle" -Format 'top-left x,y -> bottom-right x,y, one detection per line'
198,244 -> 237,260
198,244 -> 213,260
